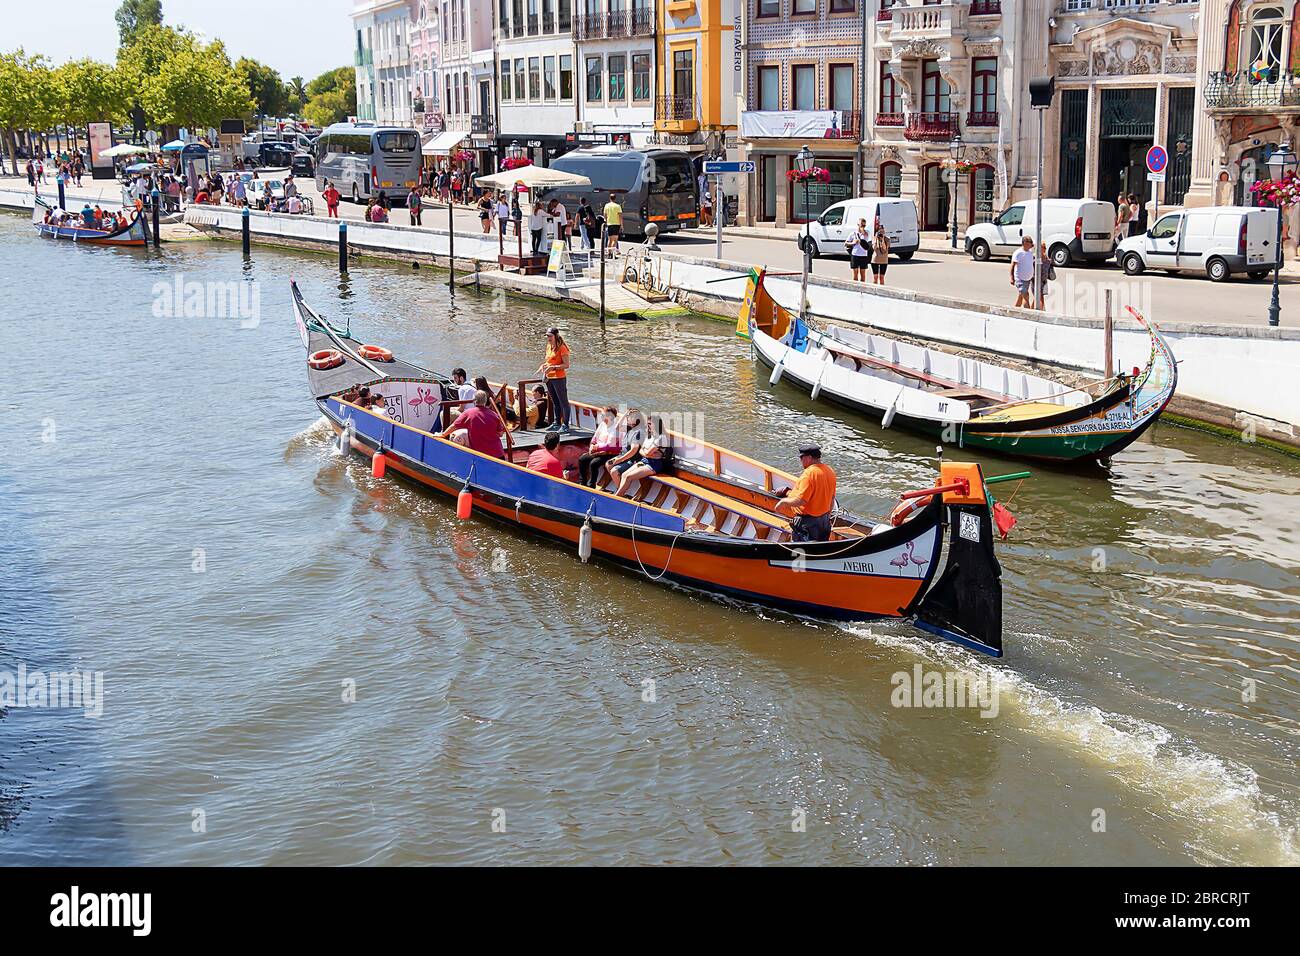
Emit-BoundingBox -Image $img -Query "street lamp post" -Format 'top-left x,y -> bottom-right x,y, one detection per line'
506,140 -> 527,268
1266,141 -> 1297,327
795,144 -> 815,321
949,133 -> 964,250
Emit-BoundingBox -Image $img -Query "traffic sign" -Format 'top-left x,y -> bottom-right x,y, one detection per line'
1145,145 -> 1168,175
1147,171 -> 1165,183
703,161 -> 756,175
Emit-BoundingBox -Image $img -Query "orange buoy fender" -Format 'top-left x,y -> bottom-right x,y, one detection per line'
309,349 -> 344,370
457,483 -> 473,519
359,344 -> 394,362
371,451 -> 387,479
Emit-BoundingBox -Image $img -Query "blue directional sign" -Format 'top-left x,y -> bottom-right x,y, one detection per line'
1145,145 -> 1168,175
703,161 -> 756,175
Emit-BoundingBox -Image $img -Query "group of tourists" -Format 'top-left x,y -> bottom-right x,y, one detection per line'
423,164 -> 476,205
1113,192 -> 1143,242
845,217 -> 892,285
1010,235 -> 1058,310
42,203 -> 130,233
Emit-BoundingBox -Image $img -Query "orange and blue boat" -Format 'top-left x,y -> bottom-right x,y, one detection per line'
32,196 -> 148,246
292,280 -> 1010,657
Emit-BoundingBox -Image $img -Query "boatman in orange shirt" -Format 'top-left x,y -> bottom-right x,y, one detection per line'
774,444 -> 837,542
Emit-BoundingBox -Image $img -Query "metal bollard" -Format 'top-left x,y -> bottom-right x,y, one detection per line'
151,188 -> 161,249
339,220 -> 348,273
241,205 -> 250,255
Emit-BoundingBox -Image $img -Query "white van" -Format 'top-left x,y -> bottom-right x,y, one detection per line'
965,198 -> 1115,267
797,197 -> 920,260
1116,206 -> 1279,282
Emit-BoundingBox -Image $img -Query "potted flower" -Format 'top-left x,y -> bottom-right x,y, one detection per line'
941,158 -> 977,175
786,165 -> 831,184
502,156 -> 533,171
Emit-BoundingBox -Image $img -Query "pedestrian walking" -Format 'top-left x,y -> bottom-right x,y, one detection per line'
25,160 -> 34,188
529,200 -> 547,254
407,185 -> 423,225
870,223 -> 891,286
495,191 -> 510,237
1036,242 -> 1056,311
323,180 -> 340,218
479,193 -> 494,233
602,193 -> 623,257
576,196 -> 595,250
1010,235 -> 1036,309
1113,193 -> 1130,245
701,188 -> 713,227
1126,193 -> 1141,236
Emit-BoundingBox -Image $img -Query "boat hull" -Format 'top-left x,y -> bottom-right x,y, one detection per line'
323,400 -> 946,624
32,197 -> 148,246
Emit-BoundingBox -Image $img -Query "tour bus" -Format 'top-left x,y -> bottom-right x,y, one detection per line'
314,122 -> 422,203
541,147 -> 698,239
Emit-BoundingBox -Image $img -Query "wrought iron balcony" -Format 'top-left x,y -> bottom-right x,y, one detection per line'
1204,71 -> 1300,111
543,11 -> 555,32
876,111 -> 905,127
629,7 -> 655,36
528,13 -> 539,34
656,95 -> 695,121
470,114 -> 495,136
572,11 -> 605,39
607,9 -> 628,34
904,112 -> 959,142
966,110 -> 999,127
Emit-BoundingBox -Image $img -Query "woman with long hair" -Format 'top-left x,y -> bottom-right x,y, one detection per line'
536,327 -> 571,432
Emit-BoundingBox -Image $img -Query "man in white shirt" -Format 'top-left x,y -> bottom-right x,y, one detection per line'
1010,236 -> 1036,309
451,367 -> 476,404
286,194 -> 303,214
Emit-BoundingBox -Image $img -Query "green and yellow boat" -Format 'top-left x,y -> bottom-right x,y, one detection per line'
741,269 -> 1178,463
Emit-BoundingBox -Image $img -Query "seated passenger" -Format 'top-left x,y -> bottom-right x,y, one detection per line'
578,407 -> 622,488
526,385 -> 550,429
339,386 -> 360,404
615,418 -> 672,497
450,368 -> 476,404
526,431 -> 565,478
602,409 -> 647,486
368,393 -> 388,416
80,203 -> 95,227
503,407 -> 520,432
438,390 -> 506,459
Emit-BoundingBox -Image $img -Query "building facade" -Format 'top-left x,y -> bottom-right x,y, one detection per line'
574,0 -> 659,148
410,1 -> 444,135
432,0 -> 498,170
654,0 -> 740,154
737,0 -> 866,225
494,0 -> 580,165
353,4 -> 378,122
736,0 -> 1204,232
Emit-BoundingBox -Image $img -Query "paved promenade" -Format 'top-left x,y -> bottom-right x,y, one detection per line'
4,168 -> 1300,329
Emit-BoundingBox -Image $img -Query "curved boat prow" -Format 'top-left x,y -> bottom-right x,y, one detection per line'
914,462 -> 1004,657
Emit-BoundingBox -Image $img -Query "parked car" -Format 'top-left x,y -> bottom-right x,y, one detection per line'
966,198 -> 1115,267
1116,205 -> 1280,282
797,197 -> 920,260
291,152 -> 315,178
254,141 -> 294,168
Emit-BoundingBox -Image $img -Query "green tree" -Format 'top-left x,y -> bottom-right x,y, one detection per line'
288,76 -> 306,113
236,57 -> 289,119
119,27 -> 251,130
52,59 -> 127,152
0,49 -> 53,174
115,0 -> 164,48
302,67 -> 357,127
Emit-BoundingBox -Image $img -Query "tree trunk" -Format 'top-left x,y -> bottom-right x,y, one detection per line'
5,128 -> 18,176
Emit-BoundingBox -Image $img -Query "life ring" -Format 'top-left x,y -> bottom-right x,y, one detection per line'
359,344 -> 394,362
888,497 -> 926,527
308,349 -> 344,370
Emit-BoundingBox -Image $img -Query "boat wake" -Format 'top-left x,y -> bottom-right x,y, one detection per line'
842,624 -> 1300,866
283,417 -> 335,458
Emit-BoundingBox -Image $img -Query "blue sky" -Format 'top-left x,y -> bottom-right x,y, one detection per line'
5,0 -> 357,81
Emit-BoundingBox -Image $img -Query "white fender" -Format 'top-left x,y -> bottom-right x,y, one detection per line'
338,419 -> 354,456
768,348 -> 788,386
809,350 -> 834,401
881,384 -> 906,430
578,517 -> 593,563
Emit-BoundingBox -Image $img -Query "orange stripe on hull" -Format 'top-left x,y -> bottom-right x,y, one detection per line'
344,427 -> 924,620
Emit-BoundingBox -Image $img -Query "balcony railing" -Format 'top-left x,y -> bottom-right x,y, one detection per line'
904,112 -> 959,141
630,7 -> 655,36
970,0 -> 1000,14
511,19 -> 525,38
470,114 -> 495,136
354,48 -> 373,67
573,11 -> 604,39
1204,71 -> 1300,110
607,9 -> 628,34
543,12 -> 555,32
656,95 -> 695,121
528,13 -> 539,34
888,2 -> 964,39
876,111 -> 905,127
966,110 -> 999,127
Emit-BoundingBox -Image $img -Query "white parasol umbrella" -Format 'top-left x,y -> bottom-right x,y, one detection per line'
101,143 -> 150,158
474,165 -> 591,191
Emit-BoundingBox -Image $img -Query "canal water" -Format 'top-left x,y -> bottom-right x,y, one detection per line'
1,212 -> 1296,866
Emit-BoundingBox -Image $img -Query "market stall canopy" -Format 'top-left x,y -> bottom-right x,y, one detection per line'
474,166 -> 592,191
422,130 -> 467,155
161,139 -> 186,151
124,162 -> 159,173
100,143 -> 149,158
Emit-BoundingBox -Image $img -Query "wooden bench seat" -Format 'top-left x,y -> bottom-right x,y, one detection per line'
646,474 -> 791,536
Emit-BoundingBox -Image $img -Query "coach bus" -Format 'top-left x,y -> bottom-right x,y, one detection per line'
314,122 -> 422,203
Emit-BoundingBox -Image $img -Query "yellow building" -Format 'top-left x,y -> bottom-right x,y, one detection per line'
654,0 -> 738,153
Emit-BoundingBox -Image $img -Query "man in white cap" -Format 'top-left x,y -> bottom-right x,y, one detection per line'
774,444 -> 837,542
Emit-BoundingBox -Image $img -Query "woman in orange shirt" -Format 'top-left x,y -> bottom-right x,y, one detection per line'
536,327 -> 571,432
